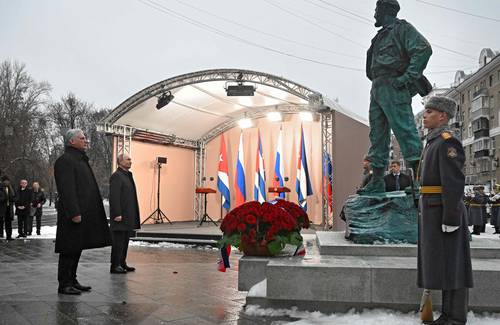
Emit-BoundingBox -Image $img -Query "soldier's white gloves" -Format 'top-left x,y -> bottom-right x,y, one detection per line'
442,225 -> 459,232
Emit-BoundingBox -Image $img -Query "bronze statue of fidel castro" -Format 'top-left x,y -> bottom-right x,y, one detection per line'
359,0 -> 433,194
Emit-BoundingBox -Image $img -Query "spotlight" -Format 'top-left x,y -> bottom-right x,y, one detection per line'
299,111 -> 313,122
156,91 -> 174,110
238,118 -> 253,129
226,84 -> 256,96
267,111 -> 282,122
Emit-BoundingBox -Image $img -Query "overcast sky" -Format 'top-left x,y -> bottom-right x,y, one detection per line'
1,0 -> 499,119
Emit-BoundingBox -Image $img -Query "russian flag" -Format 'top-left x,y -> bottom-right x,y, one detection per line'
217,133 -> 231,211
323,152 -> 333,214
296,125 -> 313,211
254,130 -> 266,203
273,127 -> 285,198
235,132 -> 246,207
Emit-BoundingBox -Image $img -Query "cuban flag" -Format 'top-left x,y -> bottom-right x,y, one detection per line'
254,130 -> 266,203
323,152 -> 333,214
235,132 -> 246,207
217,133 -> 231,211
296,125 -> 313,211
273,128 -> 285,198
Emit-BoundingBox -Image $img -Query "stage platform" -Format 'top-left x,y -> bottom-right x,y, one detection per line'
133,221 -> 320,246
133,221 -> 223,245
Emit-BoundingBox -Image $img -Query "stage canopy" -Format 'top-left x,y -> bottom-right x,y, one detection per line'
100,68 -> 366,146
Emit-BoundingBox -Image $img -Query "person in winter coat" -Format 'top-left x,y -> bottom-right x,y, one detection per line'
418,96 -> 473,325
54,129 -> 111,295
15,179 -> 32,238
31,182 -> 46,235
109,153 -> 141,274
0,176 -> 16,240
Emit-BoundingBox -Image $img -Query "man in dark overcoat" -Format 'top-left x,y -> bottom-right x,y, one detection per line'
468,186 -> 487,235
54,129 -> 111,295
15,179 -> 32,238
418,96 -> 473,325
0,176 -> 16,240
489,190 -> 500,234
109,153 -> 141,274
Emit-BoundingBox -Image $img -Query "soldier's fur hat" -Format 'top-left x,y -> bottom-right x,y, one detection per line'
425,96 -> 456,119
376,0 -> 400,16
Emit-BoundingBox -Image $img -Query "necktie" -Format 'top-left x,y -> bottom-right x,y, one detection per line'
395,175 -> 400,191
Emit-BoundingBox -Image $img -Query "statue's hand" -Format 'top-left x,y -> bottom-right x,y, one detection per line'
392,76 -> 407,89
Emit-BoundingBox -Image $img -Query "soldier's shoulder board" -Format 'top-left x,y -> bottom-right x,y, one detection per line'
441,132 -> 452,140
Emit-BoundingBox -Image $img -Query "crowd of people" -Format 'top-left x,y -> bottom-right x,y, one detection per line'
0,176 -> 47,240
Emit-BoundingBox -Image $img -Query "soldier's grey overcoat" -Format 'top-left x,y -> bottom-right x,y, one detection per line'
417,127 -> 473,290
468,193 -> 486,226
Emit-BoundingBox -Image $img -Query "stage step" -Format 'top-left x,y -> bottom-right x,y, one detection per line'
243,255 -> 500,313
131,236 -> 219,246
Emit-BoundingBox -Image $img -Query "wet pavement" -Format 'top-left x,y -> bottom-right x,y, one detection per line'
0,239 -> 285,325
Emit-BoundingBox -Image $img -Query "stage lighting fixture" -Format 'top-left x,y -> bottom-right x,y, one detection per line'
238,118 -> 253,129
267,111 -> 282,122
299,111 -> 313,122
156,91 -> 174,110
225,83 -> 256,96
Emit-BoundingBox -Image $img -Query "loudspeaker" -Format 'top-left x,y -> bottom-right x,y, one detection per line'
157,157 -> 167,164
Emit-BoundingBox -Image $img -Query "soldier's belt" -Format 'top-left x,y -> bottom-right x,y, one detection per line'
469,204 -> 485,207
420,186 -> 442,194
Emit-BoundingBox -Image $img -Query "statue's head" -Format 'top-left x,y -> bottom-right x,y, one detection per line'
375,0 -> 400,27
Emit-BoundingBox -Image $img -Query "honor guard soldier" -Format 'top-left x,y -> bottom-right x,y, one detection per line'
468,186 -> 487,235
418,96 -> 473,325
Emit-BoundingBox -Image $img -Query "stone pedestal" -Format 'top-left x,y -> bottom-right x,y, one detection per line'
343,191 -> 418,244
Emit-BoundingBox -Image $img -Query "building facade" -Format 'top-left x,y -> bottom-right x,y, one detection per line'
443,48 -> 500,188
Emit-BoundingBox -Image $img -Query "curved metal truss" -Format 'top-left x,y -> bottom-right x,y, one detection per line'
99,69 -> 335,227
102,68 -> 321,125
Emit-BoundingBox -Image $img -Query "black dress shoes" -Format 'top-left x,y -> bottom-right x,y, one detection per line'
73,281 -> 92,292
110,266 -> 127,274
122,265 -> 136,272
58,286 -> 82,295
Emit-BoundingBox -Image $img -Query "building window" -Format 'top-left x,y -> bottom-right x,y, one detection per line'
490,75 -> 494,87
461,93 -> 465,103
468,124 -> 472,138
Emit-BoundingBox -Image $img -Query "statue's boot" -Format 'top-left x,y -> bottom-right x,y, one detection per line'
404,160 -> 421,193
357,168 -> 385,195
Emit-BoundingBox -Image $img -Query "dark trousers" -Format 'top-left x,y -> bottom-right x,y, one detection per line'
442,288 -> 468,324
1,214 -> 13,239
111,231 -> 130,267
17,215 -> 28,236
58,251 -> 82,288
35,210 -> 42,234
472,225 -> 484,234
27,215 -> 33,235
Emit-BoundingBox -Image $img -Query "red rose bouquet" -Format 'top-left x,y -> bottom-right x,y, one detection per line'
218,200 -> 310,256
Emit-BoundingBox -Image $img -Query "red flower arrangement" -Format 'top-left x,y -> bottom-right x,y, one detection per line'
219,200 -> 310,256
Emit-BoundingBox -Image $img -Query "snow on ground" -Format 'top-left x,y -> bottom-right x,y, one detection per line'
9,225 -> 57,239
129,240 -> 217,250
244,305 -> 500,325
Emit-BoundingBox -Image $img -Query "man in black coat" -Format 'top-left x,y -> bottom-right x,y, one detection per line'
109,153 -> 141,274
0,176 -> 16,241
54,129 -> 111,295
418,96 -> 473,325
15,179 -> 32,238
384,160 -> 411,192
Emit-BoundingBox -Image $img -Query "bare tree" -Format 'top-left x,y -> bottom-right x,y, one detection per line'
0,60 -> 51,183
